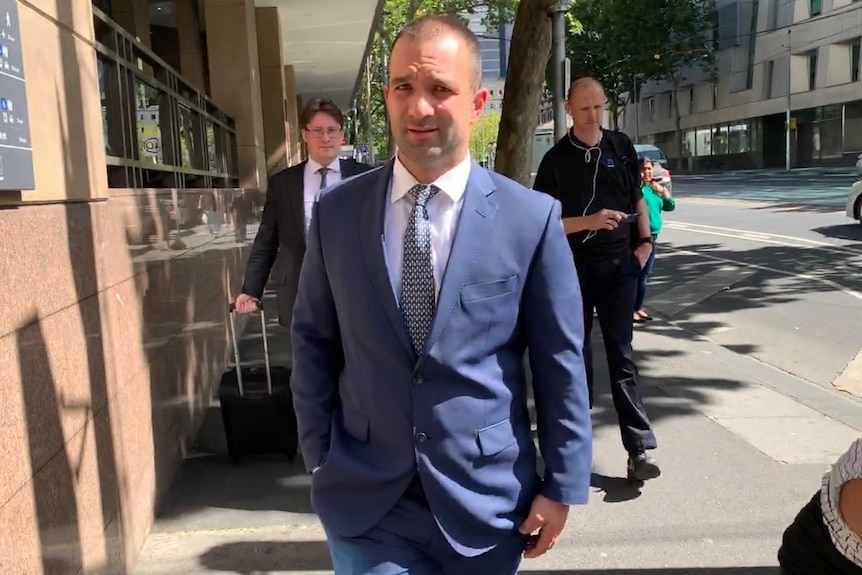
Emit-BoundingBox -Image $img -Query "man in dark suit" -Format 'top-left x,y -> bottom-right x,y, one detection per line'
233,97 -> 372,328
291,15 -> 592,574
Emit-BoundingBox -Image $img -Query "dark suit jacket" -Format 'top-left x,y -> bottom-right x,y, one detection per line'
242,158 -> 372,326
291,160 -> 592,556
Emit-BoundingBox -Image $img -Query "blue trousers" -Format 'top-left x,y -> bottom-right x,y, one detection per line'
324,476 -> 527,575
634,234 -> 658,312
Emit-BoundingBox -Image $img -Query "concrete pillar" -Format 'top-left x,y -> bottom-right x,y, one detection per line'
256,7 -> 288,175
284,65 -> 301,166
175,0 -> 205,91
204,0 -> 266,190
111,0 -> 151,48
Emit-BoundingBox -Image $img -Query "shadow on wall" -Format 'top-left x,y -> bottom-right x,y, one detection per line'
15,315 -> 84,575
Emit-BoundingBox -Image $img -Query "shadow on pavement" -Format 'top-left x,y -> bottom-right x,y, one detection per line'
811,223 -> 862,242
522,569 -> 780,574
199,540 -> 332,573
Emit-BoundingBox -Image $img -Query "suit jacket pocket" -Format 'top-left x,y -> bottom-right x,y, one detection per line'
342,407 -> 370,443
460,275 -> 518,304
476,418 -> 517,457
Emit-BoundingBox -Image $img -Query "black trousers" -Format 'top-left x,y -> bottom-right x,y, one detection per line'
577,251 -> 657,455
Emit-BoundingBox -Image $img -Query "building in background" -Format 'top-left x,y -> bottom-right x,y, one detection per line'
621,0 -> 862,171
0,1 -> 381,573
465,5 -> 512,116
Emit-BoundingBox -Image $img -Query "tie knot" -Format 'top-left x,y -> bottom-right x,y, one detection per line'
409,184 -> 440,208
317,167 -> 330,175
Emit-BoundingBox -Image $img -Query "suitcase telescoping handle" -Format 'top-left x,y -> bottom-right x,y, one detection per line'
227,300 -> 273,397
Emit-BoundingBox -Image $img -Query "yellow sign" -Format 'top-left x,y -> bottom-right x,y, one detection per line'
789,117 -> 797,130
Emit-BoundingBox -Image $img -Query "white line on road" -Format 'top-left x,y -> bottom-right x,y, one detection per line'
664,246 -> 862,301
666,221 -> 862,255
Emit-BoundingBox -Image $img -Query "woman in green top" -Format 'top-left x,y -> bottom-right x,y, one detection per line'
634,157 -> 676,323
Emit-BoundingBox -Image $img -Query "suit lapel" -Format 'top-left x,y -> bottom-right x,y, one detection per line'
359,161 -> 414,360
287,162 -> 306,243
420,163 -> 498,363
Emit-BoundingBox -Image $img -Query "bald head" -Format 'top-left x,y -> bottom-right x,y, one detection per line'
392,14 -> 482,91
567,77 -> 604,100
566,77 -> 605,134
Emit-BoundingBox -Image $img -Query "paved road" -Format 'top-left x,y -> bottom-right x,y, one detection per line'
648,174 -> 862,393
671,167 -> 859,208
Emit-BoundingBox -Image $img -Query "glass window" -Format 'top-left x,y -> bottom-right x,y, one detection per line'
713,125 -> 728,155
810,0 -> 821,16
728,122 -> 749,154
845,101 -> 862,152
135,80 -> 163,164
695,127 -> 713,156
852,38 -> 861,83
808,51 -> 818,90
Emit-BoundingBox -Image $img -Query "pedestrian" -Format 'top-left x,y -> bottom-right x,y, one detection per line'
232,97 -> 371,332
634,157 -> 675,323
532,76 -> 661,483
290,14 -> 592,574
778,437 -> 862,574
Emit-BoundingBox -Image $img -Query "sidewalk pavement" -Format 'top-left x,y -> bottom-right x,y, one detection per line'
132,291 -> 862,575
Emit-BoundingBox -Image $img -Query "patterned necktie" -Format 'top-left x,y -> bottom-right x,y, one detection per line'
401,184 -> 440,356
317,167 -> 330,191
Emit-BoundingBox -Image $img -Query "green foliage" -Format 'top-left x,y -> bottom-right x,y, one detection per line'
469,111 -> 500,161
563,0 -> 716,129
356,0 -> 519,158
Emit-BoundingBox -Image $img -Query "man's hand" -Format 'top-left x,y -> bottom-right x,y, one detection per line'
634,242 -> 652,269
519,494 -> 569,559
233,293 -> 260,314
588,209 -> 627,231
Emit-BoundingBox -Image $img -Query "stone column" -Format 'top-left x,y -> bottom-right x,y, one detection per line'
111,0 -> 151,48
284,65 -> 301,166
175,0 -> 205,90
256,7 -> 288,176
204,0 -> 266,190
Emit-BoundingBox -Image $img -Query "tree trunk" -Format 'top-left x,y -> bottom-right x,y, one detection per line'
610,96 -> 619,130
493,0 -> 556,186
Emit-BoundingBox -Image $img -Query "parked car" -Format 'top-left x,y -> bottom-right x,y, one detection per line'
634,144 -> 672,192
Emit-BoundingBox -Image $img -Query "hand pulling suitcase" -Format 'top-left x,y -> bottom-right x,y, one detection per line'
219,302 -> 298,463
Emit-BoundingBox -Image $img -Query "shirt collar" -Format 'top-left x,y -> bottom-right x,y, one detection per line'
308,157 -> 341,174
391,154 -> 471,204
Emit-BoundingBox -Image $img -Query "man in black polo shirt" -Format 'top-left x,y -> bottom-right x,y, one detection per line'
533,77 -> 660,482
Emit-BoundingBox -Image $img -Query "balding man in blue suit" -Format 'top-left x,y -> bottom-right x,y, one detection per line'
290,14 -> 592,575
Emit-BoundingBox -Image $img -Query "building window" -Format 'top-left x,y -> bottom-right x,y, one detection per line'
766,60 -> 775,98
810,0 -> 821,17
808,51 -> 818,90
746,0 -> 759,89
712,83 -> 718,109
668,92 -> 674,117
689,87 -> 695,113
648,97 -> 656,122
852,38 -> 861,82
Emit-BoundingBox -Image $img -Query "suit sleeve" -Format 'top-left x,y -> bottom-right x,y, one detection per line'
289,199 -> 343,472
521,200 -> 592,505
241,176 -> 280,298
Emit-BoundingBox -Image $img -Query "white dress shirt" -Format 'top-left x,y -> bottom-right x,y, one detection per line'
304,158 -> 342,232
384,154 -> 471,304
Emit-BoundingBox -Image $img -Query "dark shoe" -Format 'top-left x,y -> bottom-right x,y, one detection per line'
627,452 -> 661,482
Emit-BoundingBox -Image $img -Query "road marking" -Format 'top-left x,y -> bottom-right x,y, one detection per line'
664,246 -> 862,301
665,221 -> 862,255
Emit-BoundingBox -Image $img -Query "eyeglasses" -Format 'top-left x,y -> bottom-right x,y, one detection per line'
305,127 -> 343,138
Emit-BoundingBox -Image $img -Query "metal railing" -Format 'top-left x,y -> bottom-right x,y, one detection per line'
93,7 -> 239,189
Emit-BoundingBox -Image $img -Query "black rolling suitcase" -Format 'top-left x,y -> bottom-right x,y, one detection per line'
219,302 -> 298,463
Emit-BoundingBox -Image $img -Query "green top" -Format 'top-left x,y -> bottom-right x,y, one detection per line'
642,183 -> 676,235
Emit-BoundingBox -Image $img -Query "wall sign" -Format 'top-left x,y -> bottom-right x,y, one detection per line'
0,0 -> 33,191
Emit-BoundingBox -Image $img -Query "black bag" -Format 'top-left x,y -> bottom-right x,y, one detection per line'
219,302 -> 298,463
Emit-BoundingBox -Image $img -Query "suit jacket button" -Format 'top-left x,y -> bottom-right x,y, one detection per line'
415,432 -> 428,444
413,375 -> 423,385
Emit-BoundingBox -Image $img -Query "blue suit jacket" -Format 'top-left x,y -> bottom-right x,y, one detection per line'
290,159 -> 592,556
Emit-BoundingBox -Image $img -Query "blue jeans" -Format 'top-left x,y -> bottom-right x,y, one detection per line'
634,234 -> 658,312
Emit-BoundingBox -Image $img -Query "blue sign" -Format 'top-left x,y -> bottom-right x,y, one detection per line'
360,144 -> 368,154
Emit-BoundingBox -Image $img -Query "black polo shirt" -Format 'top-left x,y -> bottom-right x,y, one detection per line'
533,129 -> 643,265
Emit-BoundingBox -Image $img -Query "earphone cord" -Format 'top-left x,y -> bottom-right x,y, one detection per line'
566,129 -> 602,243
